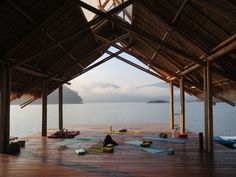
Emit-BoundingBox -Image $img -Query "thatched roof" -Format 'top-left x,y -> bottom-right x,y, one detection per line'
0,0 -> 236,105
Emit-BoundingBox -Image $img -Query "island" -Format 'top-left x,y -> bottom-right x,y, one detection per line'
146,100 -> 169,103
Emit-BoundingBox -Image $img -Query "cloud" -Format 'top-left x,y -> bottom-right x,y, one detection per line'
69,79 -> 173,102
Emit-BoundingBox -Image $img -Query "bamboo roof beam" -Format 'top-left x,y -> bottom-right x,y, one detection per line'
17,33 -> 130,97
93,34 -> 172,79
2,1 -> 73,59
20,48 -> 123,108
191,0 -> 236,22
138,0 -> 208,55
113,0 -> 132,21
7,0 -> 84,70
76,0 -> 205,66
133,36 -> 184,71
118,46 -> 235,106
8,0 -> 133,69
42,29 -> 84,69
1,59 -> 70,84
106,50 -> 167,82
20,48 -> 129,108
179,38 -> 236,76
138,0 -> 189,49
211,34 -> 236,53
94,34 -> 179,79
6,0 -> 37,25
4,57 -> 70,83
71,47 -> 129,79
14,66 -> 69,83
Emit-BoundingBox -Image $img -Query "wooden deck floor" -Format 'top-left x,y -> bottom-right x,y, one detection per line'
0,124 -> 236,177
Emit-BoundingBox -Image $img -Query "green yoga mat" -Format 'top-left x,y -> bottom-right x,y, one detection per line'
143,136 -> 185,144
86,142 -> 104,155
74,136 -> 97,142
55,136 -> 97,146
125,140 -> 169,154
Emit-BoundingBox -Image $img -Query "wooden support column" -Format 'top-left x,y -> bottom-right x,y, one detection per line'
179,75 -> 185,135
206,61 -> 213,153
169,81 -> 174,130
203,66 -> 208,151
59,84 -> 63,130
0,65 -> 11,152
42,80 -> 47,137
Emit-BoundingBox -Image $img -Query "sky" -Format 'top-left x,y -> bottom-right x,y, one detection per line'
68,46 -> 183,103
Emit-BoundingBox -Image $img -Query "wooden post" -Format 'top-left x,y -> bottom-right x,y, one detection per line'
179,75 -> 185,135
206,61 -> 213,153
169,81 -> 174,130
42,80 -> 47,136
203,66 -> 208,151
0,65 -> 11,152
59,84 -> 63,130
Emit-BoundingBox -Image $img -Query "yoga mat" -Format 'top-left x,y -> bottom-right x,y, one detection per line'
125,140 -> 169,154
55,139 -> 81,146
214,136 -> 235,145
86,142 -> 104,154
56,136 -> 97,146
74,136 -> 97,142
143,136 -> 185,144
220,136 -> 236,142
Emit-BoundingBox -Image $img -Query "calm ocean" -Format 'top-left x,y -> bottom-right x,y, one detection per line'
10,102 -> 236,137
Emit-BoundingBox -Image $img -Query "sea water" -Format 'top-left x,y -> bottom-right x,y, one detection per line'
10,102 -> 236,137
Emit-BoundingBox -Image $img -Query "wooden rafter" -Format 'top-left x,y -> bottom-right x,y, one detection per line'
6,0 -> 37,25
42,29 -> 84,69
8,0 -> 133,69
137,0 -> 203,56
180,37 -> 236,77
191,0 -> 236,22
94,35 -> 176,80
1,58 -> 69,83
106,50 -> 167,82
113,0 -> 132,21
16,33 -> 130,97
71,47 -> 129,79
7,0 -> 85,71
76,0 -> 205,66
2,1 -> 73,59
20,48 -> 128,108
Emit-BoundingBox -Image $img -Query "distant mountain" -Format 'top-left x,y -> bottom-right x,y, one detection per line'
11,86 -> 83,105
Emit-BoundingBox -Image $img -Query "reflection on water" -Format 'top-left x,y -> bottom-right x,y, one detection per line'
10,102 -> 236,137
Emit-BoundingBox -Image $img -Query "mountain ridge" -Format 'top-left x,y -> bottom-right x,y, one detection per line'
11,86 -> 83,105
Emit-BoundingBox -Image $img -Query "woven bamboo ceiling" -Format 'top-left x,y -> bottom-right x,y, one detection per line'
0,0 -> 236,106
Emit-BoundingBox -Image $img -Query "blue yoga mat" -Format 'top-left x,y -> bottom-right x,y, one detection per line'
56,136 -> 97,146
214,136 -> 235,145
125,140 -> 169,154
55,139 -> 81,146
74,136 -> 97,142
143,136 -> 185,144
